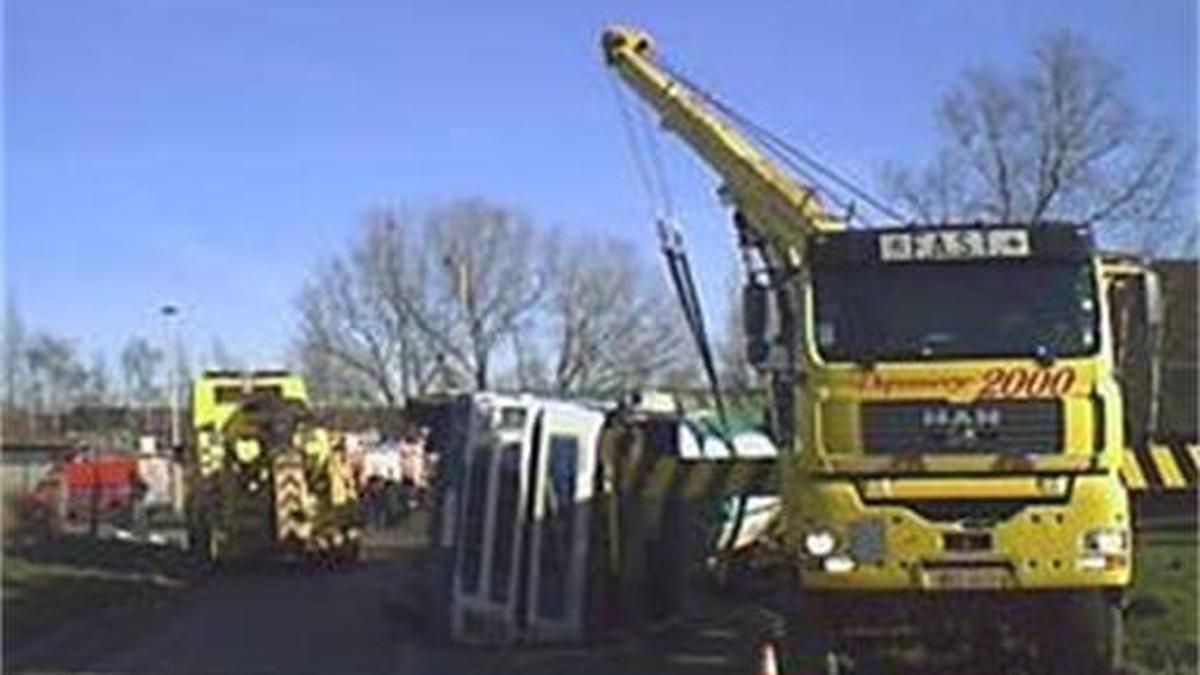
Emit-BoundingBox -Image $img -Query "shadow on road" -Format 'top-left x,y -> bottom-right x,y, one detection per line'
11,534 -> 197,577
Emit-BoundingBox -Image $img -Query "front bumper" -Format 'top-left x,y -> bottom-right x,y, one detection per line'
791,473 -> 1131,591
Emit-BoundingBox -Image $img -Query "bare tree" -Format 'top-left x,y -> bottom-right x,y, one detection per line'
718,275 -> 757,394
357,209 -> 445,397
25,333 -> 87,432
296,207 -> 443,406
293,337 -> 378,407
209,338 -> 242,370
884,30 -> 1194,253
502,323 -> 537,391
296,256 -> 405,406
296,200 -> 545,403
120,336 -> 162,408
424,200 -> 548,390
540,235 -> 688,394
2,295 -> 27,411
80,352 -> 112,406
296,199 -> 696,402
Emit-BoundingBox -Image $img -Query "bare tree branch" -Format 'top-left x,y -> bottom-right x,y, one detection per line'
539,236 -> 688,395
884,30 -> 1194,254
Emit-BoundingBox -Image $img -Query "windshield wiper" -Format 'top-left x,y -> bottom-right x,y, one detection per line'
854,350 -> 879,370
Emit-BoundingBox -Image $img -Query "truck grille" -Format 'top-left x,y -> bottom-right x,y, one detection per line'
861,400 -> 1062,455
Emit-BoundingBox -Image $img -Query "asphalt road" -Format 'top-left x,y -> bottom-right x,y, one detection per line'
5,529 -> 750,675
19,521 -> 1144,675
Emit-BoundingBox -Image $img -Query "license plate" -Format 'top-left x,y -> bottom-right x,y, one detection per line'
923,567 -> 1008,590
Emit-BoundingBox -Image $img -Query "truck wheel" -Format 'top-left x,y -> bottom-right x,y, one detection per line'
187,507 -> 205,555
188,522 -> 209,564
344,538 -> 362,564
780,615 -> 841,674
206,525 -> 224,568
326,538 -> 359,569
1043,591 -> 1124,675
188,509 -> 223,570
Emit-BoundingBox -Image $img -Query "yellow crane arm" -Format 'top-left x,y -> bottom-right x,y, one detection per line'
601,25 -> 844,254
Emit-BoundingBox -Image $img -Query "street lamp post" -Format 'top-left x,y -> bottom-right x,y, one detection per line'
160,304 -> 181,452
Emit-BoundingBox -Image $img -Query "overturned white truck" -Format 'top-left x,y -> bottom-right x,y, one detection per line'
419,392 -> 779,644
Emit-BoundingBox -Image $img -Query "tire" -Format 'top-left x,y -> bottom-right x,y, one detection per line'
188,503 -> 224,570
332,538 -> 361,568
186,504 -> 208,560
1042,591 -> 1124,675
780,612 -> 841,675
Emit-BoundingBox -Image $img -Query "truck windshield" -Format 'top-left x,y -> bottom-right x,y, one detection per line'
812,260 -> 1099,362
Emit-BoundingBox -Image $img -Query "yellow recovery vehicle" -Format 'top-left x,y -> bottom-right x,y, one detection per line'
188,370 -> 361,565
604,26 -> 1162,674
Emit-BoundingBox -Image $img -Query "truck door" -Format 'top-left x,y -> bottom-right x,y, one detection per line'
523,404 -> 606,642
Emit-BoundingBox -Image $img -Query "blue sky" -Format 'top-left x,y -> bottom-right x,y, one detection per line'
5,0 -> 1196,367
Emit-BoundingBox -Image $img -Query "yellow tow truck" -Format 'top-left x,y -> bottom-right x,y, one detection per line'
188,370 -> 361,565
604,26 -> 1162,674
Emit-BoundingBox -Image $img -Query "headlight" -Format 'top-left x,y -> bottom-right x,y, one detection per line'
823,554 -> 856,574
804,529 -> 837,557
1083,528 -> 1128,554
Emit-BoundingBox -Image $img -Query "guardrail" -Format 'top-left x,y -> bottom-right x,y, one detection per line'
1121,442 -> 1199,492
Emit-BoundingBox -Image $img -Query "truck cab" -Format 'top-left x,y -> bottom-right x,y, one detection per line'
779,224 -> 1130,592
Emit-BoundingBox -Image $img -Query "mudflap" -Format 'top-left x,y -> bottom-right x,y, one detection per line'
293,500 -> 363,568
273,451 -> 312,549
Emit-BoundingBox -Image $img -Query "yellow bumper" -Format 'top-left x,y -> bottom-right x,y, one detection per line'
791,473 -> 1132,591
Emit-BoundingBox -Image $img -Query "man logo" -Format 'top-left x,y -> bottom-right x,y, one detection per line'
921,407 -> 1003,447
921,407 -> 1003,429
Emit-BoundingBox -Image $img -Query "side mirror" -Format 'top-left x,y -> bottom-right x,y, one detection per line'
742,279 -> 770,367
1140,270 -> 1164,443
1143,268 -> 1164,333
1112,267 -> 1164,448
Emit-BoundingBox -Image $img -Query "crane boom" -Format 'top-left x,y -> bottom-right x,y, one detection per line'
602,25 -> 844,254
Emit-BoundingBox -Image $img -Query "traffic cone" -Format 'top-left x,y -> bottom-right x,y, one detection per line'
755,641 -> 779,675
